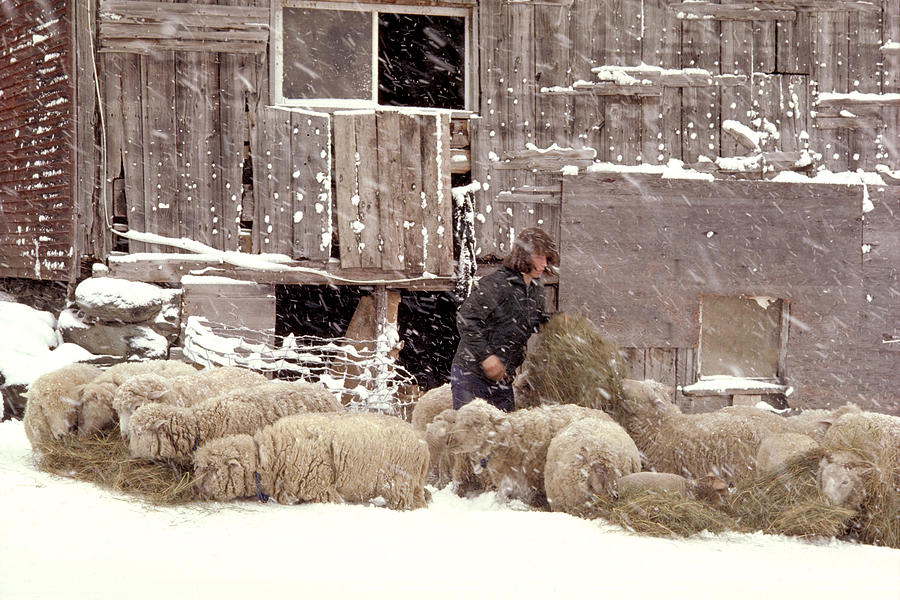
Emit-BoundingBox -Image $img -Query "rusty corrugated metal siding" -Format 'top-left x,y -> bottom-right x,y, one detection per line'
0,0 -> 75,281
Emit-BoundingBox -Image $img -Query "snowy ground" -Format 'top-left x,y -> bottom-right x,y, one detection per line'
2,420 -> 898,600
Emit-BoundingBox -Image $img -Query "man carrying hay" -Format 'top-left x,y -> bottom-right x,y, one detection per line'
450,228 -> 559,412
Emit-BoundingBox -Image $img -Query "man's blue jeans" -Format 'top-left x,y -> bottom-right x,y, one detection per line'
450,364 -> 514,412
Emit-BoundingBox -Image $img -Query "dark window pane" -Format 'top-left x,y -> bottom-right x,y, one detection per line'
283,8 -> 371,100
378,13 -> 465,109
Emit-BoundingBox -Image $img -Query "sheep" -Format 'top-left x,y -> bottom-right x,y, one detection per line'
817,409 -> 900,508
192,412 -> 429,510
785,404 -> 860,443
78,359 -> 198,435
128,380 -> 343,464
756,432 -> 820,474
112,366 -> 268,437
411,383 -> 452,433
616,379 -> 794,484
23,363 -> 104,446
448,399 -> 613,506
614,472 -> 729,505
544,417 -> 641,516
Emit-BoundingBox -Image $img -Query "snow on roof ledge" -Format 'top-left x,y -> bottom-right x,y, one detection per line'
681,376 -> 788,397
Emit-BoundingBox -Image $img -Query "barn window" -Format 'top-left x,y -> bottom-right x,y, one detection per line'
697,295 -> 788,380
273,1 -> 472,111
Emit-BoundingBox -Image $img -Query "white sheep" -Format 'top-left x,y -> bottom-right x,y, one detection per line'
23,363 -> 104,446
192,412 -> 429,510
785,404 -> 860,443
448,399 -> 613,505
78,359 -> 198,435
112,366 -> 269,437
411,383 -> 452,433
614,471 -> 729,505
817,409 -> 900,508
756,432 -> 820,474
544,417 -> 641,516
617,379 -> 794,484
128,380 -> 343,464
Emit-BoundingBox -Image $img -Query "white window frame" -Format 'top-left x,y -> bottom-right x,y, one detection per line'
272,0 -> 476,113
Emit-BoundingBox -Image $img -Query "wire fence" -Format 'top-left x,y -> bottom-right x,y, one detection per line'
182,316 -> 419,417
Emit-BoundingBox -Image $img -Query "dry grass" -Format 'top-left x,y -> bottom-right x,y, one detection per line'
515,313 -> 625,413
33,427 -> 198,505
596,490 -> 736,538
845,445 -> 900,548
728,449 -> 857,539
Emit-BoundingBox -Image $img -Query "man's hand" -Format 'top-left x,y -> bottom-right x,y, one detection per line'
481,354 -> 507,382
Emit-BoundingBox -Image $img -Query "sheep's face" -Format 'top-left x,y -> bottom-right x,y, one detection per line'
193,435 -> 258,501
818,456 -> 866,509
620,379 -> 674,418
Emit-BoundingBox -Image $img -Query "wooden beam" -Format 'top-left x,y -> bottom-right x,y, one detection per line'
670,3 -> 796,21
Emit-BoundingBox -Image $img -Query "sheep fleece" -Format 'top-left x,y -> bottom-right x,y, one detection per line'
23,363 -> 104,446
193,412 -> 429,510
544,417 -> 641,515
411,384 -> 452,433
128,380 -> 343,464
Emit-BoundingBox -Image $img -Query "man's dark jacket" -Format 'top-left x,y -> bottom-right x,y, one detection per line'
452,266 -> 549,380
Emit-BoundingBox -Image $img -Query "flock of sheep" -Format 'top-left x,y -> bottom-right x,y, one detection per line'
19,335 -> 900,545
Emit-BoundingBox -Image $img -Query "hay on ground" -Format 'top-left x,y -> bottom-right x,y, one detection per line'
598,490 -> 736,538
33,426 -> 198,505
728,448 -> 856,539
514,313 -> 625,412
842,444 -> 900,548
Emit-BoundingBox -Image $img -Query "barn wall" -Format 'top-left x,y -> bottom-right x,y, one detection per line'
472,0 -> 900,258
560,173 -> 900,414
0,0 -> 76,281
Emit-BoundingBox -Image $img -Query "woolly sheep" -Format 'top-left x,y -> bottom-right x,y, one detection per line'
817,409 -> 900,508
756,432 -> 820,474
78,359 -> 198,435
193,412 -> 429,510
23,363 -> 104,446
411,383 -> 452,433
617,379 -> 794,483
449,399 -> 613,505
128,380 -> 344,464
614,472 -> 729,505
112,366 -> 268,437
785,404 -> 860,443
544,417 -> 641,516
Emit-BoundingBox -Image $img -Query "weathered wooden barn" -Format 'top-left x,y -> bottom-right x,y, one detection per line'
1,0 -> 898,412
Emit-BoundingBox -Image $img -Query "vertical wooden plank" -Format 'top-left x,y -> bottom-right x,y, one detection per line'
884,0 -> 900,165
777,10 -> 810,75
848,8 -> 883,171
219,50 -> 246,252
642,0 -> 682,164
534,4 -> 572,148
605,0 -> 642,164
720,2 -> 753,159
812,10 -> 850,172
437,112 -> 453,276
247,33 -> 269,252
674,346 -> 696,407
102,53 -> 125,246
571,0 -> 606,158
333,111 -> 363,269
290,109 -> 332,261
377,110 -> 404,271
255,108 -> 293,255
753,13 -> 776,74
175,41 -> 220,248
142,50 -> 178,246
778,75 -> 809,155
422,113 -> 441,275
475,0 -> 506,258
681,2 -> 720,163
620,347 -> 646,380
75,0 -> 100,262
753,74 -> 781,153
356,112 -> 380,269
645,347 -> 677,401
119,54 -> 146,253
400,113 -> 425,273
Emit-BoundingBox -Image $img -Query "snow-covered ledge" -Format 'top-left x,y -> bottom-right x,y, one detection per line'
680,375 -> 790,397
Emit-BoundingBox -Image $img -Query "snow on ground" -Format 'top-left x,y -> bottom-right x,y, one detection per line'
1,419 -> 898,600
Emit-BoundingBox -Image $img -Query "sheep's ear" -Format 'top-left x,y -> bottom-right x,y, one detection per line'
148,389 -> 168,401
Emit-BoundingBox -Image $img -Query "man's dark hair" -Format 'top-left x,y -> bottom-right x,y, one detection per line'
502,227 -> 560,274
